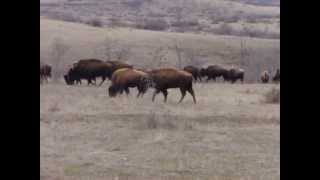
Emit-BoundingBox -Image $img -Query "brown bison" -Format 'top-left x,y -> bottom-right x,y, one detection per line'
64,59 -> 133,86
64,59 -> 113,86
260,70 -> 270,83
108,68 -> 151,98
148,68 -> 196,104
224,67 -> 245,84
200,65 -> 229,82
183,66 -> 202,82
273,68 -> 280,83
40,63 -> 52,84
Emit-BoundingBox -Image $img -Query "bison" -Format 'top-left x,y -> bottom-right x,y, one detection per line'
64,59 -> 133,86
64,69 -> 97,85
40,63 -> 52,84
273,68 -> 280,83
148,68 -> 196,104
260,70 -> 270,83
108,68 -> 151,98
200,65 -> 229,82
183,66 -> 202,82
64,59 -> 114,86
224,67 -> 245,84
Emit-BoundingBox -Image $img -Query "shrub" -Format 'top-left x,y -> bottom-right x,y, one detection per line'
86,17 -> 103,27
171,19 -> 199,27
46,11 -> 82,23
212,23 -> 234,35
136,19 -> 169,31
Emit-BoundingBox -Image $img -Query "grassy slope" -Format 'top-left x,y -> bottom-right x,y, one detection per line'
41,17 -> 279,80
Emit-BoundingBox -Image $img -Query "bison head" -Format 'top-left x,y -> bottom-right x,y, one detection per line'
64,74 -> 74,85
200,68 -> 207,77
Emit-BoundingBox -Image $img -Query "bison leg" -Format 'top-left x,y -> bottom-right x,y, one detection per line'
194,76 -> 198,83
161,89 -> 168,103
125,87 -> 130,96
136,91 -> 141,98
178,88 -> 187,103
99,76 -> 106,86
119,88 -> 124,95
92,78 -> 97,86
137,86 -> 146,98
87,79 -> 92,86
187,88 -> 197,104
152,89 -> 160,102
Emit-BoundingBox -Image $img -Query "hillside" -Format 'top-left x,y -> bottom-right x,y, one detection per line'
40,0 -> 280,39
40,17 -> 279,82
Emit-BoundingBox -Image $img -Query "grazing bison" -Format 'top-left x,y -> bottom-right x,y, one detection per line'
200,65 -> 228,82
64,59 -> 113,86
183,66 -> 202,82
65,70 -> 97,85
40,63 -> 52,84
260,70 -> 270,83
108,68 -> 151,98
148,68 -> 196,104
64,59 -> 133,86
224,67 -> 245,84
273,68 -> 280,83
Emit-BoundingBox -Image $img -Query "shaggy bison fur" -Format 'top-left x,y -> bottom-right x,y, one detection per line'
148,68 -> 196,104
108,68 -> 151,98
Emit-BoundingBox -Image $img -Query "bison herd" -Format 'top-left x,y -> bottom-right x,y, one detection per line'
40,59 -> 280,104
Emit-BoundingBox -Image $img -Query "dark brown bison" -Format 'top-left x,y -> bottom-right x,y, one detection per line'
108,68 -> 151,98
273,68 -> 280,83
183,66 -> 201,82
200,65 -> 229,82
64,59 -> 113,86
260,70 -> 270,83
148,68 -> 196,104
40,63 -> 52,84
224,67 -> 245,84
64,59 -> 133,86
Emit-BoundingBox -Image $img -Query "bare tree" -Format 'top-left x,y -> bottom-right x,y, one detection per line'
240,38 -> 248,64
95,35 -> 132,62
184,48 -> 198,67
113,44 -> 132,61
146,46 -> 168,68
50,38 -> 70,81
99,35 -> 119,61
172,39 -> 184,69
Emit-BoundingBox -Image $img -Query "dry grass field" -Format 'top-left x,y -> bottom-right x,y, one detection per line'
40,81 -> 279,180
